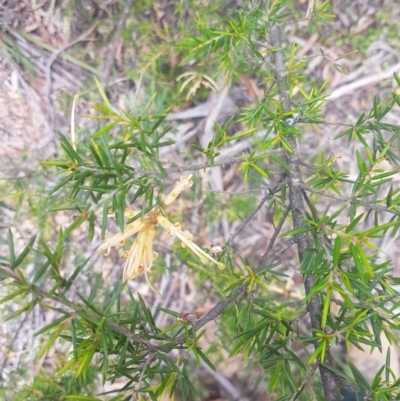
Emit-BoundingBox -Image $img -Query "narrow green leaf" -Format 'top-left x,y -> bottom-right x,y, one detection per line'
356,149 -> 366,175
356,244 -> 373,278
345,213 -> 365,233
280,225 -> 313,237
349,243 -> 364,282
385,347 -> 391,382
321,363 -> 358,386
58,132 -> 82,163
64,257 -> 89,291
0,288 -> 26,305
8,229 -> 15,267
386,185 -> 393,208
93,122 -> 117,138
101,200 -> 109,240
13,234 -> 37,269
94,77 -> 112,109
33,261 -> 51,283
393,72 -> 400,86
197,348 -> 217,372
71,319 -> 78,361
101,326 -> 109,377
104,281 -> 126,314
34,315 -> 71,336
332,236 -> 341,267
360,220 -> 398,238
349,362 -> 370,390
88,211 -> 95,243
321,289 -> 331,328
63,216 -> 85,238
7,300 -> 35,320
88,274 -> 102,304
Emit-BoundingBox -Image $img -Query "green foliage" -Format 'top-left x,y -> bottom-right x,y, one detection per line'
12,369 -> 99,401
3,1 -> 400,400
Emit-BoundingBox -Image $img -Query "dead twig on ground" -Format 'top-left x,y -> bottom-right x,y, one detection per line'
44,21 -> 100,125
327,62 -> 400,102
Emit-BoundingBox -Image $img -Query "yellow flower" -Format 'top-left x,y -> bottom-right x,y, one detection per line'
98,174 -> 224,293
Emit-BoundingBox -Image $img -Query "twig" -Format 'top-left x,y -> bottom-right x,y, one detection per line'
301,184 -> 400,216
270,23 -> 340,401
102,0 -> 134,86
258,202 -> 291,267
228,190 -> 273,244
211,186 -> 271,196
297,119 -> 351,127
288,362 -> 319,401
8,29 -> 100,75
76,149 -> 282,180
135,149 -> 283,178
135,351 -> 156,391
0,312 -> 31,379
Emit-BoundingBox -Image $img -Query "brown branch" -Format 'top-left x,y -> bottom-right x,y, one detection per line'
0,233 -> 295,354
270,24 -> 340,401
173,235 -> 297,344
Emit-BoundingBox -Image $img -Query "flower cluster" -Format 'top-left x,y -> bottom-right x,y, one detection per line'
98,175 -> 224,293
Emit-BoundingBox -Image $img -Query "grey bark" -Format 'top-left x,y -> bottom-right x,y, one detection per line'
269,24 -> 340,401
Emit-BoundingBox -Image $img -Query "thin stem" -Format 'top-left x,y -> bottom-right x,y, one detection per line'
229,182 -> 283,244
288,362 -> 319,401
172,236 -> 296,345
0,266 -> 156,350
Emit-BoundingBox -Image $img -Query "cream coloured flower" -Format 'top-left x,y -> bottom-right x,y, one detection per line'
98,174 -> 224,293
121,222 -> 160,294
163,174 -> 193,206
157,215 -> 224,269
98,218 -> 144,255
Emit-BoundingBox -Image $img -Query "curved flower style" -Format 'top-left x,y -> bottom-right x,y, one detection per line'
163,174 -> 194,206
156,215 -> 224,269
98,174 -> 224,293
